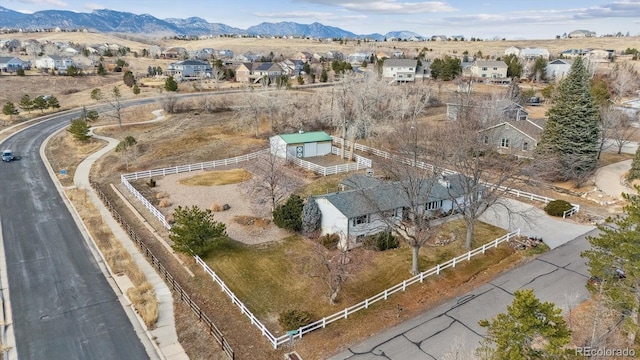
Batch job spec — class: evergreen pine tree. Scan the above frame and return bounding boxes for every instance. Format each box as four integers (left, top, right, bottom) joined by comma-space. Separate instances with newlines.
19, 94, 33, 114
628, 147, 640, 181
2, 102, 19, 119
536, 57, 599, 182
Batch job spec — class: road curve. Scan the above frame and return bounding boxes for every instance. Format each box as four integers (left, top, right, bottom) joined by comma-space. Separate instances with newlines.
0, 108, 154, 359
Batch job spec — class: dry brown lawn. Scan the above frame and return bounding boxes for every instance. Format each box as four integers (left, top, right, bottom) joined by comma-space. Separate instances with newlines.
178, 169, 252, 186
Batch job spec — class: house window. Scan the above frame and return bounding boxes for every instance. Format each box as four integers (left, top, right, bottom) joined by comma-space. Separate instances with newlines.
426, 200, 443, 211
482, 67, 488, 71
501, 138, 510, 148
493, 67, 498, 70
481, 74, 487, 78
407, 74, 412, 78
352, 215, 369, 226
483, 135, 489, 145
523, 142, 529, 151
409, 67, 414, 70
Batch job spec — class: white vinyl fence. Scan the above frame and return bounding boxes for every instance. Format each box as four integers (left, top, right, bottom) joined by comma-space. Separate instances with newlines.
331, 136, 580, 216
120, 149, 269, 229
121, 149, 269, 181
194, 229, 520, 349
289, 156, 370, 176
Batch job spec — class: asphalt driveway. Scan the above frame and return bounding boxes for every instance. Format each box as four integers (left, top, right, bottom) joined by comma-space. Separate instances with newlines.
479, 198, 596, 249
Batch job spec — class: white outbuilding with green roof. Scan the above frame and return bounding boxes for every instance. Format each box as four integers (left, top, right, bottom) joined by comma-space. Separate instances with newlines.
270, 131, 333, 159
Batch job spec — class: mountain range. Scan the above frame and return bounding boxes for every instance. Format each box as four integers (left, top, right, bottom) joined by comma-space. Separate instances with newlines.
0, 6, 423, 41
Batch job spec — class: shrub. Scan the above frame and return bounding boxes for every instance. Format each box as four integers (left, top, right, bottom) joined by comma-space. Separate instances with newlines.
156, 192, 169, 199
273, 194, 303, 232
544, 200, 572, 217
210, 203, 223, 212
158, 198, 171, 208
278, 309, 314, 331
318, 233, 340, 250
363, 231, 399, 251
146, 178, 156, 188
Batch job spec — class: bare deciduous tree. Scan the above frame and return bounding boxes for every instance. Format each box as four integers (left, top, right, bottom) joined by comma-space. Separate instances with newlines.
233, 86, 263, 137
242, 152, 302, 217
102, 85, 124, 128
440, 112, 522, 249
305, 240, 355, 305
611, 62, 638, 103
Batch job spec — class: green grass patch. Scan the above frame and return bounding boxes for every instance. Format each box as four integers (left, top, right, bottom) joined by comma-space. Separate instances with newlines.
178, 169, 251, 186
295, 172, 356, 198
203, 220, 508, 332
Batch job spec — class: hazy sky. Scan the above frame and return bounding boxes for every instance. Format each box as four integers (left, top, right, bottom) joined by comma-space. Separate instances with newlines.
4, 0, 640, 39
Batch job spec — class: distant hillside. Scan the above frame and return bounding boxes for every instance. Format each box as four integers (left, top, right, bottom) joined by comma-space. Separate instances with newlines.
0, 6, 413, 40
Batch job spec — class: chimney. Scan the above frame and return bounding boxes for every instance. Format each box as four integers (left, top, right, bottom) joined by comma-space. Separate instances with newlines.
298, 129, 304, 134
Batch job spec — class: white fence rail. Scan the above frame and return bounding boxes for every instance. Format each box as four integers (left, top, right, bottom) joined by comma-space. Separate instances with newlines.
121, 176, 171, 229
120, 149, 269, 229
193, 229, 520, 348
331, 146, 373, 168
331, 136, 580, 217
122, 149, 269, 181
289, 156, 369, 176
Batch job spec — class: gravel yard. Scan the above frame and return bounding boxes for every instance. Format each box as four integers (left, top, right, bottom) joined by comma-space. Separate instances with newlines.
152, 167, 291, 245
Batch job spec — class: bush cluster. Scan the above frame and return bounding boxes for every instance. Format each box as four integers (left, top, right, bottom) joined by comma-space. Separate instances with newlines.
278, 309, 314, 331
544, 200, 572, 217
362, 231, 399, 251
318, 233, 340, 250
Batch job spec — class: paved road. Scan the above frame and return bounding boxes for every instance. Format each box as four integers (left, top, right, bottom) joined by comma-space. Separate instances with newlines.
0, 109, 154, 359
330, 228, 597, 360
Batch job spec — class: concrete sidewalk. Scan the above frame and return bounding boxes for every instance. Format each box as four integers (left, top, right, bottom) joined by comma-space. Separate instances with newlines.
595, 159, 634, 200
72, 110, 188, 360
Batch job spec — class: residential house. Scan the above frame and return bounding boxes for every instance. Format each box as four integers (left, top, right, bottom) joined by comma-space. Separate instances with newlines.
161, 47, 188, 59
587, 49, 614, 60
234, 62, 254, 83
568, 29, 596, 38
504, 46, 521, 57
546, 59, 574, 82
479, 119, 546, 158
216, 49, 234, 59
292, 51, 313, 63
382, 58, 418, 83
35, 55, 73, 71
347, 52, 370, 64
0, 57, 29, 72
315, 174, 469, 248
393, 50, 405, 58
416, 61, 432, 80
446, 99, 528, 123
468, 61, 508, 81
559, 49, 588, 58
192, 48, 215, 60
63, 47, 79, 56
519, 48, 550, 60
431, 35, 448, 41
253, 62, 283, 83
270, 131, 333, 159
451, 35, 465, 41
279, 59, 304, 76
376, 51, 391, 60
166, 59, 212, 78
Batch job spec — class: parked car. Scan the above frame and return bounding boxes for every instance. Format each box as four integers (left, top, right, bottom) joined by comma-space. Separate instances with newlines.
2, 149, 14, 162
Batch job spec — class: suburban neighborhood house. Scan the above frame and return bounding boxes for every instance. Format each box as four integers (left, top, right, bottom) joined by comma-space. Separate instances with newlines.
166, 59, 213, 78
446, 99, 528, 123
235, 62, 283, 83
34, 55, 73, 72
504, 47, 550, 60
546, 59, 574, 82
467, 61, 508, 82
314, 174, 469, 249
0, 56, 29, 72
479, 119, 546, 158
382, 58, 418, 83
568, 29, 596, 38
270, 131, 333, 159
